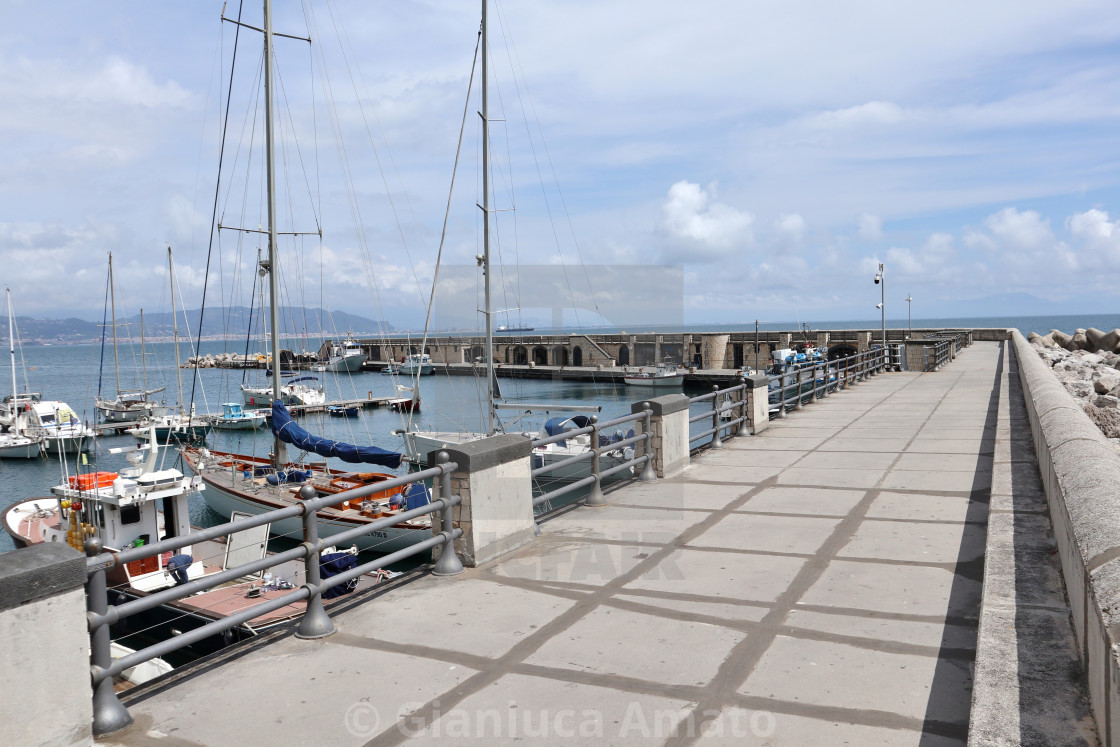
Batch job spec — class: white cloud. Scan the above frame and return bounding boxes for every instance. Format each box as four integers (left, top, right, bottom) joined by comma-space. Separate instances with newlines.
661, 180, 753, 250
1068, 208, 1120, 266
858, 214, 883, 241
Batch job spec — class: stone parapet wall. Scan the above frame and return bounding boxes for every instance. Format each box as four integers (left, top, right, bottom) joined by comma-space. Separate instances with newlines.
1012, 328, 1120, 745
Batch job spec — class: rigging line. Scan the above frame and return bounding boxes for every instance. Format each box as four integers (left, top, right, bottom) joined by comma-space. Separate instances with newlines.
319, 0, 427, 311
192, 0, 248, 418
407, 25, 483, 434
495, 0, 601, 329
96, 261, 110, 400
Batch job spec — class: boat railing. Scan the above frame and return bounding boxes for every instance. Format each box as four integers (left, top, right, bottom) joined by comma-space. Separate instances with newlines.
84, 456, 464, 737
529, 407, 656, 513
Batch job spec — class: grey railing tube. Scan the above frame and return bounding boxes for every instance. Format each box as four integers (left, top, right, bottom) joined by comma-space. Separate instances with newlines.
710, 385, 724, 449
87, 537, 132, 737
587, 416, 606, 506
432, 452, 465, 576
295, 488, 333, 639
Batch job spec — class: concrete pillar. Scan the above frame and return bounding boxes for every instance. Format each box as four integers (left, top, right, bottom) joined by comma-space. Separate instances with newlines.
745, 374, 770, 434
816, 332, 830, 349
632, 394, 690, 478
426, 434, 535, 567
700, 334, 731, 369
779, 332, 793, 349
856, 331, 871, 352
0, 544, 91, 747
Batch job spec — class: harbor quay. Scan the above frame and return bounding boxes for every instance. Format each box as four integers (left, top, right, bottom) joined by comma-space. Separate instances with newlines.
5, 332, 1118, 745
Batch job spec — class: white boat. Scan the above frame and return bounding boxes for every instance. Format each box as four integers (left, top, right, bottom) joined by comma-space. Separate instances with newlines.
624, 363, 685, 387
241, 376, 325, 407
17, 399, 93, 454
210, 403, 265, 430
320, 337, 366, 372
1, 289, 42, 458
398, 353, 434, 376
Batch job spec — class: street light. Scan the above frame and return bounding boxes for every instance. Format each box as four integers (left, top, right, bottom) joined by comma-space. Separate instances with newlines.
873, 263, 885, 352
905, 294, 913, 338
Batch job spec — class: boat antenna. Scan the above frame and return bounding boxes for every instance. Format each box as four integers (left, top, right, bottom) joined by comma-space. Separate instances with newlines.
263, 0, 286, 469
482, 0, 495, 436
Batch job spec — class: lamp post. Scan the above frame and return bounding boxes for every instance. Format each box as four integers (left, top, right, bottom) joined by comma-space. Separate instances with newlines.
905, 293, 912, 338
873, 263, 885, 351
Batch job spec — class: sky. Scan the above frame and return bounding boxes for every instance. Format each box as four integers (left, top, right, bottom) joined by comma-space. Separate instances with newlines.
3, 0, 1120, 331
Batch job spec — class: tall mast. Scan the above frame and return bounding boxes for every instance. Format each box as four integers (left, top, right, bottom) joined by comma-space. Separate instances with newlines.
482, 0, 495, 436
140, 309, 148, 396
263, 0, 285, 467
7, 289, 18, 437
169, 247, 185, 414
109, 252, 120, 396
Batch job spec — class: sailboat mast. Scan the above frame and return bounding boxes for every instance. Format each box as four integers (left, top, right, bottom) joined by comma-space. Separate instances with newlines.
6, 289, 18, 437
109, 252, 120, 396
140, 309, 148, 396
169, 247, 185, 414
482, 0, 495, 436
263, 0, 286, 467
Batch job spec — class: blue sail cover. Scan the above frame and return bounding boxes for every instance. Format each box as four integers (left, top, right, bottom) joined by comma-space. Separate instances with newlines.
271, 402, 403, 468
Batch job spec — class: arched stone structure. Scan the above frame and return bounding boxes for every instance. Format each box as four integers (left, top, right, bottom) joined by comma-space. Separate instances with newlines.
573, 346, 583, 366
532, 346, 548, 365
512, 346, 528, 365
552, 346, 569, 366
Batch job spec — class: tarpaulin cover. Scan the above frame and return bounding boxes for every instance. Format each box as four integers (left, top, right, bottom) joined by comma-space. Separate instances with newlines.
320, 552, 358, 599
271, 402, 403, 468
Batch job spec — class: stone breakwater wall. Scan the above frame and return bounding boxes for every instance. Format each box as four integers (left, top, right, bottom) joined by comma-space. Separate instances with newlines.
1013, 329, 1120, 744
1029, 327, 1120, 354
1030, 329, 1120, 445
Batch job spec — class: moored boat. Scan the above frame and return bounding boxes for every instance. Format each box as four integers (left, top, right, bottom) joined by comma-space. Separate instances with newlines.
210, 402, 265, 430
624, 363, 685, 387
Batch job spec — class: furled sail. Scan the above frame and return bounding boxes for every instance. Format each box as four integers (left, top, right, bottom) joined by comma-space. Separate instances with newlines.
270, 402, 403, 468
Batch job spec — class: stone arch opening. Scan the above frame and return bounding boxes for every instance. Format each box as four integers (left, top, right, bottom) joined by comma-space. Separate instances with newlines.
572, 346, 583, 366
552, 346, 569, 366
617, 345, 629, 366
512, 346, 528, 365
532, 346, 548, 365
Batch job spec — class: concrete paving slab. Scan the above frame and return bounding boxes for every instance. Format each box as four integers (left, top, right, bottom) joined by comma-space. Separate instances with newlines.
406, 672, 698, 745
799, 560, 980, 619
338, 577, 577, 659
488, 536, 666, 586
776, 466, 889, 489
687, 464, 785, 484
544, 504, 712, 539
524, 605, 746, 687
792, 450, 899, 470
740, 485, 866, 516
689, 448, 804, 468
623, 548, 806, 604
838, 520, 986, 565
740, 635, 972, 725
906, 438, 988, 455
606, 479, 748, 511
866, 491, 977, 523
817, 437, 912, 453
880, 469, 987, 494
610, 592, 771, 624
689, 513, 842, 555
893, 453, 992, 473
784, 608, 976, 651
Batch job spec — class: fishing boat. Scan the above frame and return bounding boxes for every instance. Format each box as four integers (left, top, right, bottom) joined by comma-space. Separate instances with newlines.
95, 254, 166, 423
0, 289, 42, 458
210, 402, 265, 430
397, 353, 434, 376
624, 363, 685, 387
3, 425, 394, 651
319, 336, 366, 372
16, 399, 93, 455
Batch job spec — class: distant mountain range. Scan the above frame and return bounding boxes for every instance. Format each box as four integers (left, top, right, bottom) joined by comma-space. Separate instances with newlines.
2, 307, 394, 344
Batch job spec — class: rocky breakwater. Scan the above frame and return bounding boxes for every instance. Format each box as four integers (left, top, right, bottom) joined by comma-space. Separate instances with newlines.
184, 353, 258, 369
1029, 327, 1120, 444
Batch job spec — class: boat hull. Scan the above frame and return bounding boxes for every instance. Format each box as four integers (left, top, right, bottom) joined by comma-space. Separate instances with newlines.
210, 417, 265, 430
0, 438, 40, 459
323, 354, 366, 372
624, 374, 685, 387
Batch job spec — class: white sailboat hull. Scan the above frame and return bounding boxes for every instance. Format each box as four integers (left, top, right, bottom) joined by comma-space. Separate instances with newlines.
624, 373, 685, 387
322, 354, 366, 372
0, 436, 40, 459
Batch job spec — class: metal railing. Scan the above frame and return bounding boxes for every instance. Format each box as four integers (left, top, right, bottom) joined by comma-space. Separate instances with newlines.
530, 407, 656, 512
924, 338, 953, 371
767, 347, 886, 420
87, 454, 464, 737
689, 382, 749, 450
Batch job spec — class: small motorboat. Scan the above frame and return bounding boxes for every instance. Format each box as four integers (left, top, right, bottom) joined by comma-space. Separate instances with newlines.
327, 405, 360, 418
624, 363, 685, 387
210, 403, 266, 430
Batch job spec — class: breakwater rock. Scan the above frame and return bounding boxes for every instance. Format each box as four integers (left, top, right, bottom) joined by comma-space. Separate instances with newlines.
1028, 327, 1120, 353
1032, 336, 1120, 442
184, 353, 258, 369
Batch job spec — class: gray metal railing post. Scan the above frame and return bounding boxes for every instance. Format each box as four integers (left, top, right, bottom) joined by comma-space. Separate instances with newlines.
295, 485, 335, 639
710, 385, 724, 449
432, 452, 465, 575
792, 370, 803, 411
639, 403, 657, 481
734, 377, 746, 438
87, 537, 133, 736
586, 415, 607, 505
821, 362, 830, 398
774, 375, 786, 418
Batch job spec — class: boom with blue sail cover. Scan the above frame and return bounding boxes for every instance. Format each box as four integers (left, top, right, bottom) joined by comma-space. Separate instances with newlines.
270, 402, 403, 468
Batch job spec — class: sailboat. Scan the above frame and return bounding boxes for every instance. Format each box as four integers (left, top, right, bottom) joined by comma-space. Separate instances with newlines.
182, 0, 431, 554
145, 247, 210, 443
402, 0, 631, 486
95, 253, 166, 423
0, 289, 42, 458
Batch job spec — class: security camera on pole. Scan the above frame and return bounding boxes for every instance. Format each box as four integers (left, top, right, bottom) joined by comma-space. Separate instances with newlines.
873, 263, 886, 365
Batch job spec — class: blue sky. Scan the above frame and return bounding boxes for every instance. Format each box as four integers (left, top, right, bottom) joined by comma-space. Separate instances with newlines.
3, 0, 1120, 330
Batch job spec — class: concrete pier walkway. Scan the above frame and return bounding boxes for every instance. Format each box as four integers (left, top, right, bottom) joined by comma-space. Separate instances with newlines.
108, 341, 1088, 745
